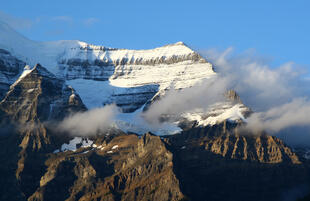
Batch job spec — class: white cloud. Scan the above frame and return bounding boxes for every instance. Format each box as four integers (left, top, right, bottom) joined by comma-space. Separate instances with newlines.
246, 98, 310, 133
201, 48, 310, 111
143, 76, 229, 124
200, 48, 310, 145
58, 104, 119, 136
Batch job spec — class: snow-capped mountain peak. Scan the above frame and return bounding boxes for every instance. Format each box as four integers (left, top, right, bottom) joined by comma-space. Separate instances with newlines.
0, 22, 249, 135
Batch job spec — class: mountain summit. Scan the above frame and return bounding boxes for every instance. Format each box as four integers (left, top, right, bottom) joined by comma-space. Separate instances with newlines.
0, 21, 246, 133
0, 22, 309, 201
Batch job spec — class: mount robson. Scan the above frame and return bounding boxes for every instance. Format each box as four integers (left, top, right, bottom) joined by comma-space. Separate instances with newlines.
0, 20, 310, 201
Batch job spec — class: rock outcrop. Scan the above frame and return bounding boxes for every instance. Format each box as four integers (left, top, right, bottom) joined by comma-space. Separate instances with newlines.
173, 121, 300, 164
165, 121, 309, 201
0, 63, 86, 124
29, 134, 184, 201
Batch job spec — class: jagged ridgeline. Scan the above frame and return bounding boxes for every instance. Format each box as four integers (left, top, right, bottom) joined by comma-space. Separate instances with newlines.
0, 20, 310, 201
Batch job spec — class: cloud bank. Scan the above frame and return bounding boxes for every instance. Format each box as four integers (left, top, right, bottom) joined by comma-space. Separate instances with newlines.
246, 98, 310, 132
143, 77, 229, 124
58, 104, 119, 136
200, 48, 310, 145
202, 48, 310, 111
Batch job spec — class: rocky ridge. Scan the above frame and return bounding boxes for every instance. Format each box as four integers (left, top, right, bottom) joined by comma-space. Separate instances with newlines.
0, 63, 87, 200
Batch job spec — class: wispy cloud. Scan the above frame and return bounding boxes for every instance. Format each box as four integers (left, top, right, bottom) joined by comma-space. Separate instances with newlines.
82, 17, 100, 27
58, 104, 119, 136
143, 77, 228, 124
51, 16, 73, 24
0, 11, 33, 30
246, 98, 310, 133
201, 48, 310, 111
200, 48, 310, 145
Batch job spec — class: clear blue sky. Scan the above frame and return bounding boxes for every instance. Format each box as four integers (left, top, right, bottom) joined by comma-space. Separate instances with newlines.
1, 0, 309, 66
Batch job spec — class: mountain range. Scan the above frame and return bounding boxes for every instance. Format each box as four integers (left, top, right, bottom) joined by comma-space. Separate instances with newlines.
0, 20, 309, 201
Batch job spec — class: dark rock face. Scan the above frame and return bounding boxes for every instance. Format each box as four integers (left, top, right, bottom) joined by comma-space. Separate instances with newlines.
104, 84, 159, 113
29, 134, 184, 201
165, 122, 309, 201
171, 121, 301, 164
1, 118, 309, 201
59, 51, 206, 71
225, 89, 241, 103
56, 44, 208, 84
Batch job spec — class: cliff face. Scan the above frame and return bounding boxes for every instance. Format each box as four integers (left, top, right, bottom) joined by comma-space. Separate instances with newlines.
165, 122, 309, 201
0, 119, 309, 201
173, 121, 300, 164
0, 63, 86, 127
57, 42, 209, 82
10, 125, 309, 201
29, 134, 184, 201
0, 63, 87, 200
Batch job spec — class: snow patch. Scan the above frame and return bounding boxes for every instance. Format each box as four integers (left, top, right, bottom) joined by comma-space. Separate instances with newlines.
11, 65, 32, 87
53, 149, 60, 154
91, 144, 106, 151
112, 145, 119, 150
304, 150, 310, 160
182, 103, 248, 126
58, 137, 93, 152
27, 88, 35, 93
69, 94, 76, 99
